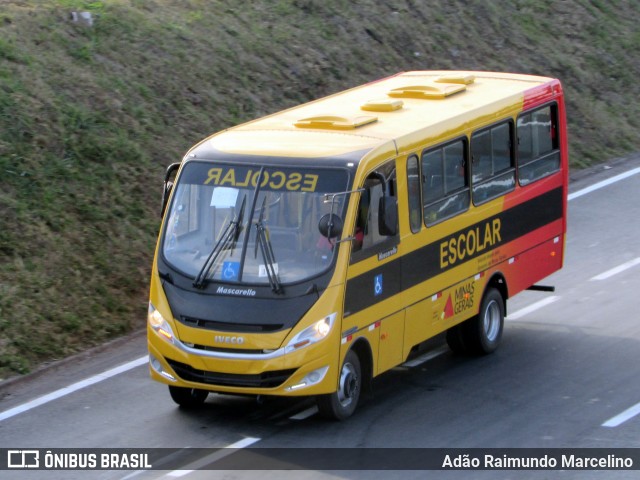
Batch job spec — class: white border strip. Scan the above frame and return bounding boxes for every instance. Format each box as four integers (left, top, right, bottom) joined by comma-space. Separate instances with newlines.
590, 257, 640, 281
0, 356, 148, 422
507, 296, 560, 321
568, 166, 640, 201
602, 401, 640, 427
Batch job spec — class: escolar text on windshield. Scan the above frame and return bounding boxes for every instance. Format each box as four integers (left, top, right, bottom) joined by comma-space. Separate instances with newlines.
204, 167, 319, 192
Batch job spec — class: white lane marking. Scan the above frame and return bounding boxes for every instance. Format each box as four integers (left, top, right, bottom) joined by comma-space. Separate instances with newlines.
402, 345, 449, 368
0, 356, 148, 422
507, 296, 560, 321
289, 405, 319, 420
165, 437, 261, 477
568, 166, 640, 201
121, 470, 145, 480
121, 448, 193, 480
602, 401, 640, 427
590, 257, 640, 281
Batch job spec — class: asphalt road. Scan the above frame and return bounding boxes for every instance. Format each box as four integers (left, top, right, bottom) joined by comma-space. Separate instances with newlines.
2, 154, 640, 480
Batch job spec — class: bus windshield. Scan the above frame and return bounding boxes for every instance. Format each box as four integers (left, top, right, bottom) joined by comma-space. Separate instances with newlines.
162, 161, 349, 288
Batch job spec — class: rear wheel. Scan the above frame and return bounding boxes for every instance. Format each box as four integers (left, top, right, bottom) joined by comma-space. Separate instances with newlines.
463, 288, 504, 354
168, 386, 209, 408
317, 350, 361, 420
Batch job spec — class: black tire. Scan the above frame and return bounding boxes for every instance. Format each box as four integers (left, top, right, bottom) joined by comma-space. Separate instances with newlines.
317, 350, 362, 421
463, 288, 504, 355
168, 385, 209, 408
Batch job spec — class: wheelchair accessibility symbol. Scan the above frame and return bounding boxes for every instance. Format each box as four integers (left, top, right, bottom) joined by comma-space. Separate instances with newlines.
374, 274, 383, 296
222, 261, 240, 281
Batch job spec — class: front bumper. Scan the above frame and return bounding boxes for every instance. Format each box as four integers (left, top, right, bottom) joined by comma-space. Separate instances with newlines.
147, 324, 338, 396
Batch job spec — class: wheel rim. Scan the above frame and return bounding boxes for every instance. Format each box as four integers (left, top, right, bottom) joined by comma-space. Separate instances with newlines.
337, 361, 359, 408
483, 299, 501, 342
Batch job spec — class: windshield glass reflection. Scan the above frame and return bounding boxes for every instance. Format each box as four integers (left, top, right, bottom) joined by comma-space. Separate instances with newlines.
162, 161, 349, 287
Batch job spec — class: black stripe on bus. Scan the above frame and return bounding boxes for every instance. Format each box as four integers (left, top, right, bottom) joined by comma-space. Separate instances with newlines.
343, 187, 563, 317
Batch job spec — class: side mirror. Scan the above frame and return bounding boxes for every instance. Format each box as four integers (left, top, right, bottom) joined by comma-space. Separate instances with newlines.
161, 163, 181, 217
378, 196, 398, 236
318, 213, 343, 239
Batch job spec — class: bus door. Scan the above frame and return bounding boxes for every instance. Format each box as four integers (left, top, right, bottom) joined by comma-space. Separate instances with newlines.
343, 159, 405, 375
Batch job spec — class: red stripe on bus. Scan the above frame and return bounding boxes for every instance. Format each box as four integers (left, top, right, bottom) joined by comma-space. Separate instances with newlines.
523, 79, 562, 110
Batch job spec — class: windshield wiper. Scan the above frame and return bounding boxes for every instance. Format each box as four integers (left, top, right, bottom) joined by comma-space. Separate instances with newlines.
254, 196, 282, 294
192, 195, 246, 289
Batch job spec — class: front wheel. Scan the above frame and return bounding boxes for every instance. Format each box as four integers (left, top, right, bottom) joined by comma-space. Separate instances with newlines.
168, 385, 209, 408
463, 288, 504, 354
317, 350, 362, 420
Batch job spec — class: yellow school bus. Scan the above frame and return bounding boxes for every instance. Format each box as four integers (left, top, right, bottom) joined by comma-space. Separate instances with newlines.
148, 71, 568, 419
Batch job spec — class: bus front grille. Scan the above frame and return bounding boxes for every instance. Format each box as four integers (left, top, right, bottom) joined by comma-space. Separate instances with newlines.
165, 358, 297, 388
179, 316, 284, 333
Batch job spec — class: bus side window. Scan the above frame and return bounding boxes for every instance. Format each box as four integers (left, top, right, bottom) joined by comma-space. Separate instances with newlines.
422, 138, 469, 226
351, 161, 398, 258
407, 155, 422, 233
517, 103, 561, 185
471, 121, 515, 204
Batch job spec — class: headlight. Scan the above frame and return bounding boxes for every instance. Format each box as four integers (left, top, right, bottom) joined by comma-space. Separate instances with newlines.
148, 303, 176, 344
285, 313, 336, 354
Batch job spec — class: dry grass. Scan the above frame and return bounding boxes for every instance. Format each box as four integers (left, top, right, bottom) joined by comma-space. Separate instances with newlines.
0, 0, 639, 377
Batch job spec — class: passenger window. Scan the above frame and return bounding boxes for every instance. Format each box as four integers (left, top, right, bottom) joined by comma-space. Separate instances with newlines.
407, 156, 422, 233
421, 138, 469, 226
351, 161, 398, 261
517, 104, 560, 185
423, 150, 442, 204
471, 121, 515, 204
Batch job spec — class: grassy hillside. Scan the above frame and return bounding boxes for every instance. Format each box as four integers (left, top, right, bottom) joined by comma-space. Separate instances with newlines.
1, 0, 639, 378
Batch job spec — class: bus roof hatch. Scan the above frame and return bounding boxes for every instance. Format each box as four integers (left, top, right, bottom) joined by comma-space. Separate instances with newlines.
387, 83, 466, 100
294, 115, 378, 130
360, 98, 404, 112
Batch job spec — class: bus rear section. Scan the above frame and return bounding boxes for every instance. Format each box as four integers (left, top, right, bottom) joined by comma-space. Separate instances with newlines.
147, 71, 568, 420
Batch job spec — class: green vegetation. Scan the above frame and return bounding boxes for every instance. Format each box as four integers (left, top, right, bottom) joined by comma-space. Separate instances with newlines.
1, 0, 639, 378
